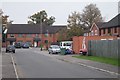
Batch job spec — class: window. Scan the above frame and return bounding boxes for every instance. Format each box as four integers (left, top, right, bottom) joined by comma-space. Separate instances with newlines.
18, 34, 23, 37
63, 43, 71, 46
45, 40, 48, 44
114, 27, 117, 33
26, 34, 31, 37
108, 28, 111, 33
91, 31, 94, 36
35, 34, 39, 37
103, 29, 105, 34
10, 34, 14, 37
95, 30, 98, 35
44, 33, 48, 37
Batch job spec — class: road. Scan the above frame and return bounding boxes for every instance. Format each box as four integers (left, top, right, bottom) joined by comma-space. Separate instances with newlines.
11, 48, 117, 78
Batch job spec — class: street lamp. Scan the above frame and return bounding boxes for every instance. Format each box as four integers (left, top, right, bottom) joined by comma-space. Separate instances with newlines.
46, 30, 49, 50
40, 15, 43, 51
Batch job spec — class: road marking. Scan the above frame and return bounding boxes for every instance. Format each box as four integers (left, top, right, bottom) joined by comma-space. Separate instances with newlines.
10, 53, 19, 80
58, 58, 120, 76
77, 62, 120, 76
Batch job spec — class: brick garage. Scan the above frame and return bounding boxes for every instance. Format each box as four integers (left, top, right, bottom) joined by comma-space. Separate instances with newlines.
72, 36, 117, 54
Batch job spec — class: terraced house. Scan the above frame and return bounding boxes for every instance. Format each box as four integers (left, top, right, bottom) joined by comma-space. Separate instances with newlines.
6, 24, 66, 49
85, 14, 120, 38
100, 14, 120, 37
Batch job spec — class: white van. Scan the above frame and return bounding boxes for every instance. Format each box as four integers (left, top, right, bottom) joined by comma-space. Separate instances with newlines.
59, 41, 72, 50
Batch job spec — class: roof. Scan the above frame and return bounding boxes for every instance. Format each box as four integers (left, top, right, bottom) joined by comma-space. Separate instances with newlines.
7, 24, 66, 34
101, 14, 120, 28
96, 22, 106, 28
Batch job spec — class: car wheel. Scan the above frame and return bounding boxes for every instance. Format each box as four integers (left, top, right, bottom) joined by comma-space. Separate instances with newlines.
6, 50, 8, 53
49, 52, 50, 54
82, 52, 87, 55
13, 50, 15, 53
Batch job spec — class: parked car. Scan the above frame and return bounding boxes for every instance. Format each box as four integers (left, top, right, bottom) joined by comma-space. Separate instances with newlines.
22, 43, 30, 48
79, 48, 87, 55
14, 42, 22, 48
65, 48, 74, 54
48, 45, 61, 54
6, 45, 15, 53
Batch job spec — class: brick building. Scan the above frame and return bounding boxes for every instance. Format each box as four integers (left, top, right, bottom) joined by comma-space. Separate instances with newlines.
84, 22, 106, 36
6, 24, 66, 49
100, 14, 120, 37
85, 14, 120, 38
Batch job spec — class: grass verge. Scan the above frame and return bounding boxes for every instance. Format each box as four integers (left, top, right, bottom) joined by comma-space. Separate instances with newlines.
73, 55, 120, 66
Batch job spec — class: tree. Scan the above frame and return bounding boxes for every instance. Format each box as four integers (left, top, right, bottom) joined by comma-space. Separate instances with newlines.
66, 11, 84, 40
28, 10, 55, 25
81, 4, 103, 30
67, 26, 83, 40
57, 28, 68, 41
0, 9, 3, 16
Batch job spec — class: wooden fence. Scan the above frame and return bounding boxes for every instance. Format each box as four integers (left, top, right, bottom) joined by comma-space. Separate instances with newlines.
88, 39, 120, 59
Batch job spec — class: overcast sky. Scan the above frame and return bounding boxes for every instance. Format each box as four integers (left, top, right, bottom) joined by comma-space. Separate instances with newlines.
1, 0, 119, 25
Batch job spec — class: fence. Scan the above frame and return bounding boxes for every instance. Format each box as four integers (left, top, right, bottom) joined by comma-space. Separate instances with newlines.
88, 39, 120, 59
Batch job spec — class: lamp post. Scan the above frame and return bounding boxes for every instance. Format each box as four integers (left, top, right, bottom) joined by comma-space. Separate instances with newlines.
46, 30, 49, 50
40, 15, 43, 51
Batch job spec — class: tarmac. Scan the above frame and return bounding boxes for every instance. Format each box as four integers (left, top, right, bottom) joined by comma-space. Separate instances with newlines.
1, 48, 120, 79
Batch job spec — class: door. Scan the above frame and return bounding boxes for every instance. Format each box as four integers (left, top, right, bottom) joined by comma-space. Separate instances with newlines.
34, 42, 37, 47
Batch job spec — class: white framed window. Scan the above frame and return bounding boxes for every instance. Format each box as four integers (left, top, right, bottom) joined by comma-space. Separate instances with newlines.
10, 34, 14, 37
91, 31, 94, 36
95, 30, 98, 35
18, 34, 23, 37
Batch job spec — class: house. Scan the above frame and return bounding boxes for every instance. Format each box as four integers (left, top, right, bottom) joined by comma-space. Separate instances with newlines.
100, 14, 120, 37
83, 22, 106, 36
86, 14, 120, 38
6, 24, 66, 48
90, 22, 106, 36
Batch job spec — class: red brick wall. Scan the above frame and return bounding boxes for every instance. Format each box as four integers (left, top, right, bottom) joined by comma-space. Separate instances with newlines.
100, 27, 120, 37
73, 36, 117, 54
6, 33, 60, 48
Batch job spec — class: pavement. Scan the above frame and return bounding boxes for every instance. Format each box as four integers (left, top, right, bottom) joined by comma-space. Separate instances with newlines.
54, 54, 120, 76
2, 48, 16, 78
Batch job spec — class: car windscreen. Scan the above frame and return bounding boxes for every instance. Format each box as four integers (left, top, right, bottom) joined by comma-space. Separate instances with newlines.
63, 43, 72, 46
52, 46, 60, 49
8, 45, 15, 48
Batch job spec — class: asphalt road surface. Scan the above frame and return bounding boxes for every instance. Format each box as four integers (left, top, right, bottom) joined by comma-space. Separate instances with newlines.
12, 48, 118, 78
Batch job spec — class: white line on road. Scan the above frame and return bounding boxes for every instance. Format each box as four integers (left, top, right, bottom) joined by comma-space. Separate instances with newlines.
10, 53, 19, 80
78, 62, 120, 76
58, 58, 120, 76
